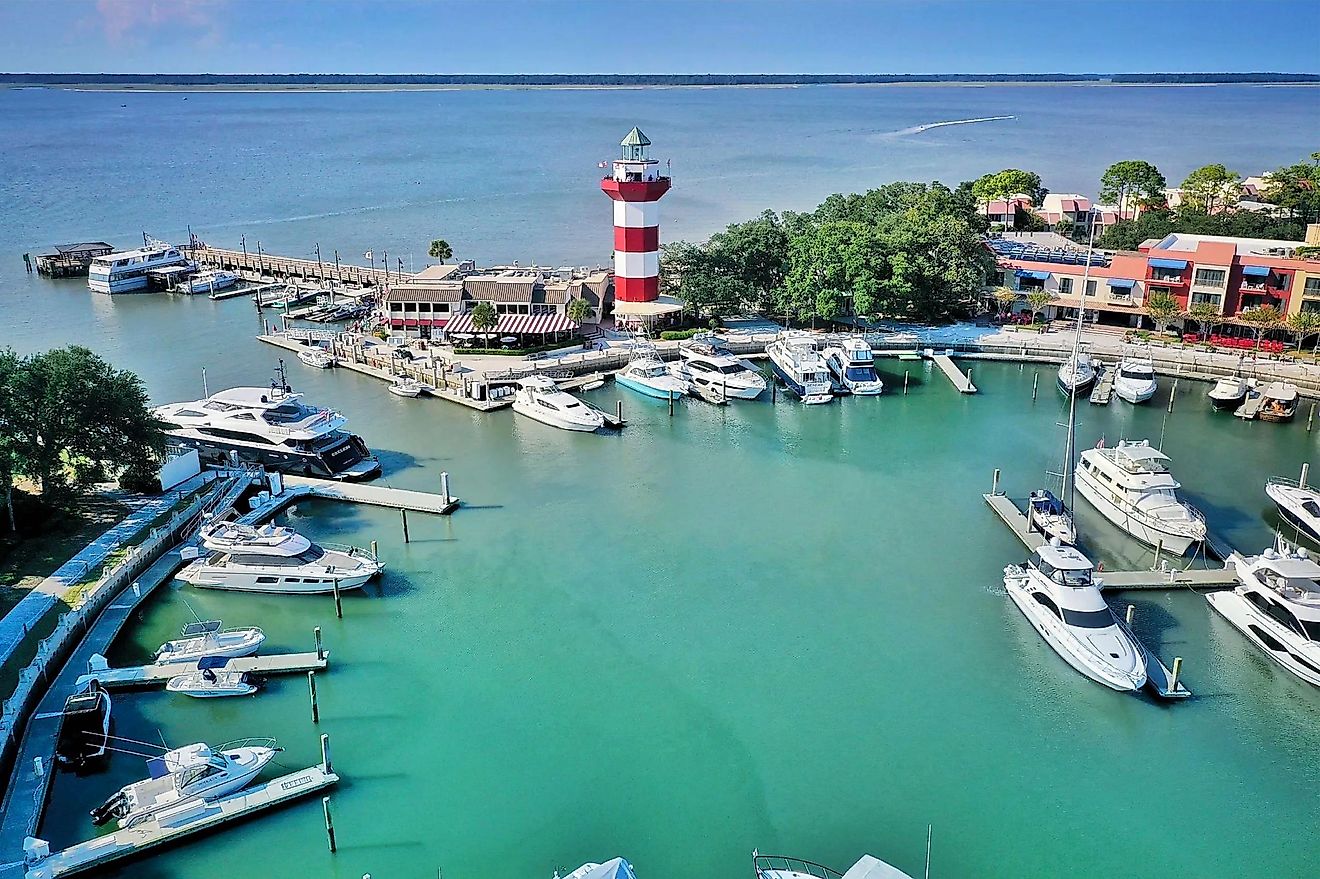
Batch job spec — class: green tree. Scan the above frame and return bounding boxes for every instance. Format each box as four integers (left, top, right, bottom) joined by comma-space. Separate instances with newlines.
1262, 154, 1320, 225
1286, 310, 1320, 356
659, 240, 750, 319
0, 349, 19, 531
469, 301, 498, 334
2, 346, 164, 511
1181, 164, 1241, 214
970, 169, 1046, 225
566, 297, 593, 324
1240, 305, 1283, 358
707, 211, 791, 313
1144, 293, 1183, 331
780, 221, 888, 322
993, 286, 1019, 317
1099, 160, 1168, 219
428, 239, 453, 261
1026, 290, 1053, 321
1186, 301, 1220, 342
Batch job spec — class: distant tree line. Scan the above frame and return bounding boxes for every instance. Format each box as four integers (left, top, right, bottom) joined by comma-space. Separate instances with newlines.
4, 72, 1319, 86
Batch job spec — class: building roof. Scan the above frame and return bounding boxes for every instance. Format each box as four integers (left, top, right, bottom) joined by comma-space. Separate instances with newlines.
53, 242, 114, 254
621, 126, 650, 147
464, 276, 535, 302
386, 283, 463, 303
412, 263, 463, 282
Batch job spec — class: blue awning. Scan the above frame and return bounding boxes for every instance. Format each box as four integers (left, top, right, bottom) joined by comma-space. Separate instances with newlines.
1107, 278, 1136, 289
1148, 257, 1188, 270
1015, 269, 1051, 280
1242, 264, 1270, 278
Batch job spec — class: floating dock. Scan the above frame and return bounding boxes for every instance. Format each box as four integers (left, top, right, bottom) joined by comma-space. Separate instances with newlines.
23, 764, 338, 879
1235, 393, 1264, 420
75, 651, 327, 691
208, 281, 286, 302
282, 474, 460, 514
983, 493, 1236, 590
931, 354, 977, 393
1089, 364, 1114, 405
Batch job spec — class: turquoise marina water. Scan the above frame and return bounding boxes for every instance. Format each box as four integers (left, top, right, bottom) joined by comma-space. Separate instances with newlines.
4, 84, 1320, 878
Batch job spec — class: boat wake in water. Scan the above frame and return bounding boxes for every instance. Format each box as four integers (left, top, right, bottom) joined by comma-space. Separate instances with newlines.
887, 115, 1016, 137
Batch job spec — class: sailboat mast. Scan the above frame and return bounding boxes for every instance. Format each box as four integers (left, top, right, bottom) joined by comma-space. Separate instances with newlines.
1063, 219, 1100, 512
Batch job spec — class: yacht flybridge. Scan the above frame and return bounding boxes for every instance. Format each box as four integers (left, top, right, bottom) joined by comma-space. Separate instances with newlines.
1004, 542, 1147, 692
90, 737, 279, 828
154, 363, 379, 480
754, 851, 916, 879
177, 520, 383, 594
1209, 543, 1320, 687
1075, 440, 1206, 554
669, 340, 766, 400
766, 332, 833, 404
823, 337, 884, 395
87, 240, 189, 294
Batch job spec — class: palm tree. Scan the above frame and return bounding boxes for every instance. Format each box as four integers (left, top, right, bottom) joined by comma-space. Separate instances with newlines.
428, 239, 454, 262
469, 301, 498, 339
1240, 305, 1283, 360
1186, 301, 1220, 343
1286, 310, 1320, 358
566, 297, 593, 324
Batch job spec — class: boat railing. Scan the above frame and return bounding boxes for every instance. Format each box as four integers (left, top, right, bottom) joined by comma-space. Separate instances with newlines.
321, 541, 379, 561
1266, 476, 1306, 490
753, 855, 844, 879
216, 736, 278, 753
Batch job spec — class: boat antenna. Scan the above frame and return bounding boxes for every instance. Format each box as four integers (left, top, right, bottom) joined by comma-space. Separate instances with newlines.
180, 597, 204, 624
924, 824, 932, 879
1063, 217, 1099, 515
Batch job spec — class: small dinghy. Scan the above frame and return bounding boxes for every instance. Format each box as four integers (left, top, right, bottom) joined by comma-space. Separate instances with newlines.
297, 346, 335, 369
388, 376, 423, 397
166, 657, 260, 698
154, 620, 265, 665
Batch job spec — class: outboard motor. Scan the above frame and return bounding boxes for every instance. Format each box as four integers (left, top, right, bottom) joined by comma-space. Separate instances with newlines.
89, 790, 129, 827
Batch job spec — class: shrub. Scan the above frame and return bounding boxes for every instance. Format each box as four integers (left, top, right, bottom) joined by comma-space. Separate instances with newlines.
659, 328, 705, 341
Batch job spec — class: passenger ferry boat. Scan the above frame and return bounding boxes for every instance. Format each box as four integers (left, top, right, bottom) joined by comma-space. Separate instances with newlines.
765, 333, 833, 404
1209, 543, 1320, 687
153, 363, 379, 479
87, 240, 189, 294
1074, 439, 1206, 554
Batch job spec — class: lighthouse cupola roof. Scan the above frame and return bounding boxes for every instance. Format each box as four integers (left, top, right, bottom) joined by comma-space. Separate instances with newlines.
620, 126, 652, 162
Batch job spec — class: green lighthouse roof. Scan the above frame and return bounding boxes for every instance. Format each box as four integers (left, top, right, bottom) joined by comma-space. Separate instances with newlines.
620, 127, 651, 147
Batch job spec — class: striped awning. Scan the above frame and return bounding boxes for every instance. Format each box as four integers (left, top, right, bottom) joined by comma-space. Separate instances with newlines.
444, 311, 578, 335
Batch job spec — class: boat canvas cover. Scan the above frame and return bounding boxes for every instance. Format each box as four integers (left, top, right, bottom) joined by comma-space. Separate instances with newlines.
197, 655, 234, 670
578, 859, 636, 879
182, 620, 223, 637
1263, 383, 1299, 402
1263, 557, 1320, 580
841, 855, 915, 879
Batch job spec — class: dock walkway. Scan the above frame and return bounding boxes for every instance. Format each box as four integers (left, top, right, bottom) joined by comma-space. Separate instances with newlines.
23, 764, 338, 879
930, 354, 977, 393
75, 651, 327, 691
1089, 364, 1115, 405
282, 475, 459, 515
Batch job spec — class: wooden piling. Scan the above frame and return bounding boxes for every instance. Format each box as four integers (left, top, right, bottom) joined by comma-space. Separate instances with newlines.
1170, 657, 1183, 692
1032, 372, 1039, 401
332, 580, 343, 619
668, 392, 674, 416
991, 468, 1000, 496
1309, 403, 1316, 433
1301, 462, 1310, 489
616, 400, 623, 422
320, 732, 333, 774
308, 671, 319, 723
1153, 539, 1163, 571
1125, 604, 1135, 626
322, 796, 337, 853
369, 540, 378, 560
439, 471, 451, 505
401, 508, 410, 543
314, 626, 323, 661
1167, 379, 1178, 413
903, 370, 909, 395
966, 367, 973, 388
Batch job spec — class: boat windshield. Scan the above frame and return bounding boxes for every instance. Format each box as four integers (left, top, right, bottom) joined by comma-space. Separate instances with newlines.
296, 545, 327, 563
1033, 556, 1093, 587
845, 366, 877, 381
1061, 607, 1115, 628
715, 363, 744, 375
1119, 368, 1152, 380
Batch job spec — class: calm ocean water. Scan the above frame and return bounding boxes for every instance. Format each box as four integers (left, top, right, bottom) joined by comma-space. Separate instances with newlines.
4, 86, 1320, 879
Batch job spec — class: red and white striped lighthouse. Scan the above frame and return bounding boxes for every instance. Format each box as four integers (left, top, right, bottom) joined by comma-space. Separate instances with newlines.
600, 127, 670, 302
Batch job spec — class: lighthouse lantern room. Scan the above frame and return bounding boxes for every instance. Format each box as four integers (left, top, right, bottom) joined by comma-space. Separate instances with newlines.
600, 127, 671, 303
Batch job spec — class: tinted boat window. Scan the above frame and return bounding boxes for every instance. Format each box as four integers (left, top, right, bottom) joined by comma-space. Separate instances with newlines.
1061, 607, 1114, 628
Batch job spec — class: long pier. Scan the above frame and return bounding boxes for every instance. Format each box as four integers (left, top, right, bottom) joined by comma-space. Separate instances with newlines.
192, 246, 409, 289
75, 651, 327, 691
283, 474, 460, 515
930, 353, 977, 393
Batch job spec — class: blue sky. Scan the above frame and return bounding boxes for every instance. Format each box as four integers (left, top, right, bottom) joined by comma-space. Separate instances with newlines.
2, 0, 1318, 75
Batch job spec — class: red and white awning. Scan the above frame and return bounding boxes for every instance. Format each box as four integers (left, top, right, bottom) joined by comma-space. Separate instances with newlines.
444, 312, 578, 335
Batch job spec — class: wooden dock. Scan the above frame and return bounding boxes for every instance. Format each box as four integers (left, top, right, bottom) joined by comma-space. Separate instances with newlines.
931, 354, 977, 393
75, 651, 327, 691
983, 493, 1236, 590
1089, 364, 1114, 405
23, 764, 338, 879
283, 474, 460, 514
193, 245, 404, 289
208, 281, 286, 302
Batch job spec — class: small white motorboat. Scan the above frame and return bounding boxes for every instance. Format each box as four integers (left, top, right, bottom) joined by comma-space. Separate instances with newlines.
555, 857, 638, 879
166, 658, 259, 698
388, 376, 423, 397
188, 269, 240, 295
511, 376, 605, 432
154, 620, 265, 664
297, 346, 335, 369
1208, 376, 1249, 409
754, 851, 916, 879
1113, 355, 1157, 404
1258, 381, 1300, 423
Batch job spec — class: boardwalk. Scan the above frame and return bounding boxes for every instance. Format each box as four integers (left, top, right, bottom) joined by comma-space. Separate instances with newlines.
76, 651, 328, 691
192, 246, 407, 289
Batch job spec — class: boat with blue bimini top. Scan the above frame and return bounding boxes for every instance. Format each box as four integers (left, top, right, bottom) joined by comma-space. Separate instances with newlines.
823, 337, 884, 395
616, 350, 690, 400
765, 332, 833, 404
1026, 488, 1076, 545
166, 657, 261, 699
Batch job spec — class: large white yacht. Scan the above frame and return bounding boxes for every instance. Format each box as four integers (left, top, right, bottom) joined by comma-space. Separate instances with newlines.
1004, 541, 1147, 692
754, 851, 915, 879
154, 365, 379, 479
669, 341, 766, 400
177, 520, 383, 594
1113, 355, 1157, 404
1266, 477, 1320, 542
511, 375, 604, 431
766, 333, 833, 404
87, 242, 189, 294
90, 737, 279, 828
823, 337, 884, 395
1056, 352, 1096, 396
1075, 440, 1207, 554
1210, 544, 1320, 687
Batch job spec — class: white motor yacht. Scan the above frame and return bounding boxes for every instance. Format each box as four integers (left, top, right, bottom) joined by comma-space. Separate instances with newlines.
1075, 440, 1207, 554
616, 356, 690, 400
87, 240, 188, 294
511, 376, 604, 431
554, 858, 637, 879
55, 682, 112, 770
388, 376, 423, 397
187, 269, 240, 295
1209, 544, 1320, 687
823, 337, 884, 395
1026, 489, 1076, 545
154, 364, 379, 479
90, 738, 279, 829
1004, 541, 1147, 692
669, 341, 766, 400
297, 346, 335, 369
1113, 355, 1157, 404
754, 851, 915, 879
1208, 376, 1249, 409
1056, 352, 1096, 395
166, 658, 260, 698
766, 332, 833, 404
1266, 477, 1320, 542
177, 520, 383, 594
154, 620, 264, 664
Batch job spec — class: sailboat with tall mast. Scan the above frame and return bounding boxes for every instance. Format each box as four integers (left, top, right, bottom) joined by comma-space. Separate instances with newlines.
1027, 220, 1100, 546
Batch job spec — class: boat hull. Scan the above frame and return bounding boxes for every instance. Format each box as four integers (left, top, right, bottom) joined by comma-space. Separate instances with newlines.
768, 360, 832, 402
616, 374, 685, 400
177, 566, 374, 594
511, 399, 602, 432
1207, 590, 1320, 687
1074, 469, 1199, 554
163, 431, 380, 481
1266, 483, 1320, 542
1209, 392, 1246, 410
1115, 380, 1157, 404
